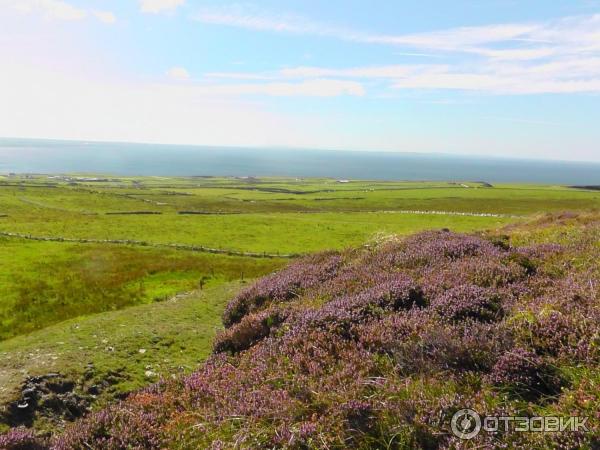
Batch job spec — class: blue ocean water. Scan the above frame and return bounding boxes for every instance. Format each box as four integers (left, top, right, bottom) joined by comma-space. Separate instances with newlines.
0, 138, 598, 184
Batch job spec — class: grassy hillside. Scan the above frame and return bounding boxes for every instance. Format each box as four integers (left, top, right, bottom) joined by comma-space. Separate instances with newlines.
0, 239, 282, 340
0, 282, 243, 434
4, 212, 598, 449
1, 175, 599, 448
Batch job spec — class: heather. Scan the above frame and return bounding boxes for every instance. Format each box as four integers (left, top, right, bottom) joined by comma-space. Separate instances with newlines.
4, 217, 600, 449
0, 428, 45, 450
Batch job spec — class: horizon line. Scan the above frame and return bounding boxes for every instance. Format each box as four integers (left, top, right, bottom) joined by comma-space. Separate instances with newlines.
1, 135, 599, 166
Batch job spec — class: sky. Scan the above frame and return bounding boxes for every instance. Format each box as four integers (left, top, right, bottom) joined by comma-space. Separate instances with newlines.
1, 1, 600, 161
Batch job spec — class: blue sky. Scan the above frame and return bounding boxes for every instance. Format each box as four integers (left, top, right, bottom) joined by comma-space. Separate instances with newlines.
1, 0, 600, 161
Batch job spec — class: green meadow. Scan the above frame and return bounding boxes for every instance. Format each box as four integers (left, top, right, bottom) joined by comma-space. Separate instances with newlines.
2, 174, 599, 339
0, 282, 240, 431
1, 174, 599, 430
0, 238, 282, 340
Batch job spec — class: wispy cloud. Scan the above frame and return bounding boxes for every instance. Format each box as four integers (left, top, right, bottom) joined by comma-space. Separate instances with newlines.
361, 24, 542, 53
285, 60, 600, 94
0, 0, 116, 23
278, 65, 424, 79
182, 79, 365, 97
394, 52, 445, 58
194, 6, 545, 54
195, 7, 329, 35
194, 7, 600, 58
483, 116, 564, 126
0, 0, 86, 20
139, 0, 185, 14
203, 56, 600, 94
204, 72, 276, 81
195, 8, 600, 95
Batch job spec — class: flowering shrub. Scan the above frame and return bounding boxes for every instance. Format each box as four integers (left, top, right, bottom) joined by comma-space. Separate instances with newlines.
341, 400, 374, 432
305, 274, 424, 328
487, 348, 562, 398
213, 307, 289, 354
396, 230, 502, 268
0, 427, 46, 450
358, 312, 510, 374
222, 252, 342, 327
4, 226, 599, 449
430, 284, 503, 323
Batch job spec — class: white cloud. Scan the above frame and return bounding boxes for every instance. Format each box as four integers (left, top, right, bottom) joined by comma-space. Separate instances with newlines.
279, 61, 600, 95
194, 7, 600, 61
279, 65, 419, 79
204, 72, 276, 81
167, 67, 363, 96
167, 67, 191, 81
1, 0, 118, 24
389, 61, 600, 94
191, 79, 365, 97
363, 24, 541, 52
0, 0, 86, 20
194, 7, 543, 53
472, 47, 556, 61
195, 9, 600, 95
196, 8, 321, 34
139, 0, 185, 14
206, 57, 600, 95
206, 65, 437, 82
93, 10, 116, 24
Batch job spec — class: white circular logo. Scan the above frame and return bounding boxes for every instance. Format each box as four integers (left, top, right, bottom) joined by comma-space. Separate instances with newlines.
451, 409, 481, 440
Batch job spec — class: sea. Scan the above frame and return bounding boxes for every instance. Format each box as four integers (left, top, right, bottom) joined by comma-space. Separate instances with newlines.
0, 138, 599, 185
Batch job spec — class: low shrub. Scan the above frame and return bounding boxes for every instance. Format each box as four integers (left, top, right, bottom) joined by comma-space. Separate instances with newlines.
430, 284, 503, 323
222, 252, 342, 327
213, 308, 288, 354
487, 348, 563, 399
0, 427, 46, 450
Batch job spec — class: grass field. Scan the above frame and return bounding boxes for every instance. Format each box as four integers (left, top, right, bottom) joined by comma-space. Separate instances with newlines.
2, 177, 599, 255
0, 282, 241, 432
1, 175, 599, 340
0, 238, 282, 340
1, 174, 599, 433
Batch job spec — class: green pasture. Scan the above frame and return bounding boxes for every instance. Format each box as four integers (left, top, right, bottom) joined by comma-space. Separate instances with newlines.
0, 175, 598, 341
0, 238, 282, 340
2, 177, 599, 216
0, 212, 513, 254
